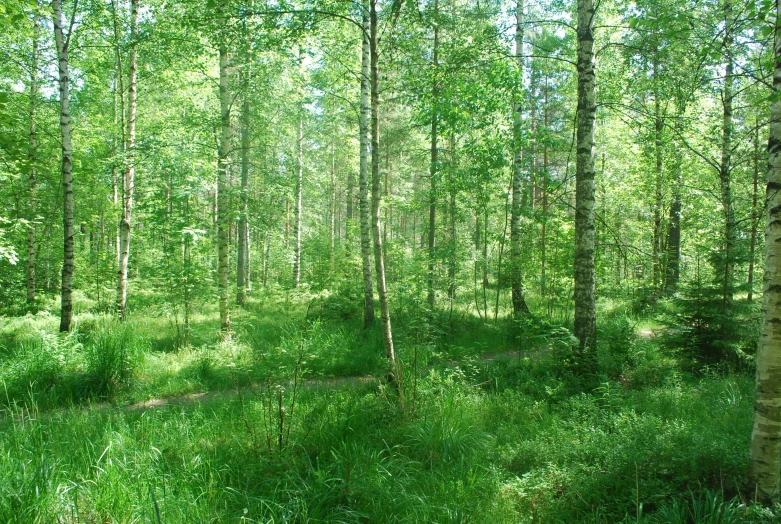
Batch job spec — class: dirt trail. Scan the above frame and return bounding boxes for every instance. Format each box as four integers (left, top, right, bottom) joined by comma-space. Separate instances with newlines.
127, 375, 379, 410
127, 348, 549, 412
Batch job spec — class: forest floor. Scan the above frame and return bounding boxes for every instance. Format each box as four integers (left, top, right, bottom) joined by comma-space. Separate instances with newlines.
0, 291, 776, 523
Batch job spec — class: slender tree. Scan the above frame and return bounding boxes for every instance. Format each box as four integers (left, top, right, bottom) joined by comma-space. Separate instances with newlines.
26, 15, 40, 305
427, 0, 439, 312
370, 0, 399, 383
574, 0, 597, 355
217, 40, 232, 333
293, 111, 303, 288
237, 68, 251, 305
53, 0, 76, 333
359, 3, 375, 327
748, 118, 760, 303
718, 0, 735, 313
510, 0, 530, 316
117, 0, 139, 321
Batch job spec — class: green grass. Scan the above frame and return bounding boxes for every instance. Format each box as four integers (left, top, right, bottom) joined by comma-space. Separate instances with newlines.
0, 289, 778, 522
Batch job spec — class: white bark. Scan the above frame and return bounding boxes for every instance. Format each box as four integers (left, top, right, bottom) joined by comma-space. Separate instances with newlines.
53, 0, 75, 333
748, 0, 781, 503
117, 0, 138, 321
574, 0, 597, 356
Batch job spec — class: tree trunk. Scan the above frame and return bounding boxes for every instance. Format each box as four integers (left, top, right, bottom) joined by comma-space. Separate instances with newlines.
652, 56, 663, 293
541, 70, 549, 297
217, 43, 232, 333
511, 0, 530, 316
748, 0, 781, 500
293, 113, 303, 288
53, 0, 75, 333
237, 69, 250, 305
370, 0, 399, 383
330, 134, 336, 279
447, 136, 457, 303
719, 0, 735, 313
574, 0, 597, 355
117, 0, 139, 321
359, 3, 375, 327
427, 0, 439, 312
748, 118, 760, 303
26, 17, 39, 305
665, 188, 681, 295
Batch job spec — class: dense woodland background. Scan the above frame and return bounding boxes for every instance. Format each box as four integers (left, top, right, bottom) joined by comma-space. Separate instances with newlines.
1, 0, 780, 521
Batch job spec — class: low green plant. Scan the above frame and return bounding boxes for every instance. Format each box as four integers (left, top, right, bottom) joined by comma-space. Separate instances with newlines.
82, 322, 140, 399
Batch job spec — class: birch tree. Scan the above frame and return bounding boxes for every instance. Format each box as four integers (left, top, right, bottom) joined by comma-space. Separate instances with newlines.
217, 38, 232, 333
748, 0, 781, 501
26, 15, 39, 304
573, 0, 597, 356
510, 0, 530, 316
53, 0, 76, 333
117, 0, 139, 321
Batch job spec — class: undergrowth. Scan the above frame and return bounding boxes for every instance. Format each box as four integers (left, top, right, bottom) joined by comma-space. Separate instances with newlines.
0, 289, 773, 522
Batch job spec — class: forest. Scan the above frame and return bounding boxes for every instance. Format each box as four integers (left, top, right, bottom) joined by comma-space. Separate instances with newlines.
1, 0, 780, 521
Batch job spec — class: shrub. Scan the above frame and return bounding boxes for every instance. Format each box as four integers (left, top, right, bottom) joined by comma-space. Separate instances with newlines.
82, 322, 140, 398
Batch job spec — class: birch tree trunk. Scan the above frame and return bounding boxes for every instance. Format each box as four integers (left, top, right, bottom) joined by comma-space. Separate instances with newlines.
26, 17, 39, 305
117, 0, 138, 321
237, 70, 250, 305
748, 0, 781, 500
574, 0, 597, 356
511, 0, 530, 316
359, 3, 375, 327
53, 0, 75, 333
217, 44, 232, 333
293, 113, 303, 288
370, 0, 399, 384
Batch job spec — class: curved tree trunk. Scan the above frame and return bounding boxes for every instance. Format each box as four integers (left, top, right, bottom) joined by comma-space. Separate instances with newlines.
359, 3, 375, 327
117, 0, 138, 321
370, 0, 399, 385
511, 0, 530, 316
53, 0, 75, 333
748, 0, 781, 500
574, 0, 597, 356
